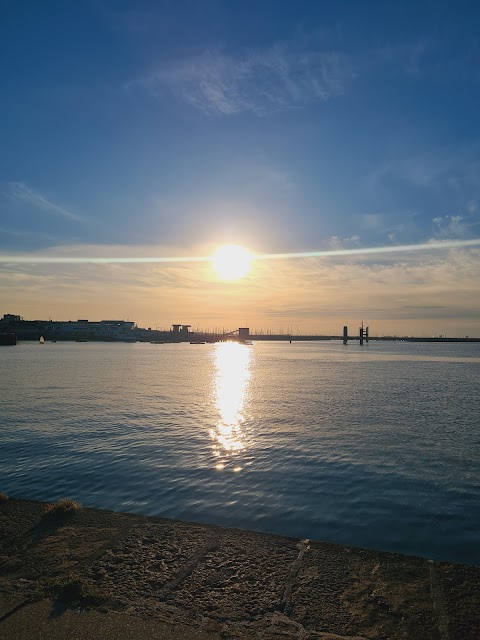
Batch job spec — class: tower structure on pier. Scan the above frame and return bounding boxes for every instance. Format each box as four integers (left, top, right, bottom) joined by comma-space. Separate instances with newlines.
342, 323, 369, 345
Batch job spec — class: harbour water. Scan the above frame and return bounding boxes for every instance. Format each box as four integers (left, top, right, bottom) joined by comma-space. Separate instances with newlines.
1, 340, 479, 564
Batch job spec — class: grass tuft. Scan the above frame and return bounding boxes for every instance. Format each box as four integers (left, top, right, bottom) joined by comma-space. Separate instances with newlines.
49, 573, 109, 607
44, 498, 82, 517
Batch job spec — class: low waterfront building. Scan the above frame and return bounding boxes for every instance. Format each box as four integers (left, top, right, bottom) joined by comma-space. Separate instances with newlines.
0, 314, 135, 341
0, 314, 201, 343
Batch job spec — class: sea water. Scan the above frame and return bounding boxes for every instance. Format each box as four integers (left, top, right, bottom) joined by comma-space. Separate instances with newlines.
1, 340, 479, 564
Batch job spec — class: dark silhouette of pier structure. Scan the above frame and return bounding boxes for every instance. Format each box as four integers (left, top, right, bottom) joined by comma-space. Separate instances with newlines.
216, 327, 250, 343
343, 322, 369, 345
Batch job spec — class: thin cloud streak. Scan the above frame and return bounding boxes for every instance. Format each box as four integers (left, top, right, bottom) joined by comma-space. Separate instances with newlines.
3, 182, 84, 223
137, 44, 353, 116
1, 238, 480, 264
260, 238, 480, 260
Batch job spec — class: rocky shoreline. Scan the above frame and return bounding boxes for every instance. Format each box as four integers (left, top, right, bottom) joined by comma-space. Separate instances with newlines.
0, 497, 479, 639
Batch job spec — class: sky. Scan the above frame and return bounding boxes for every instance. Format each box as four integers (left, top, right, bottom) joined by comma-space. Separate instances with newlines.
1, 0, 480, 336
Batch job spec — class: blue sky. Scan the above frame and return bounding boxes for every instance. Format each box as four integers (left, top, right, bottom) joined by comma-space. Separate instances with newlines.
1, 1, 480, 334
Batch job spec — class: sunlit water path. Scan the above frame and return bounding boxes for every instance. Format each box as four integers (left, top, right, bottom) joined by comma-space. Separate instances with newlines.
1, 341, 479, 564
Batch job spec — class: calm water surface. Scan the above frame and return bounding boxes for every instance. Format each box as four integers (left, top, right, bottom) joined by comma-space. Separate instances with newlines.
1, 340, 479, 564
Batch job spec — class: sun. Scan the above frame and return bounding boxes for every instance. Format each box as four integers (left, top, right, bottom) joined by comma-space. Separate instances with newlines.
212, 245, 252, 280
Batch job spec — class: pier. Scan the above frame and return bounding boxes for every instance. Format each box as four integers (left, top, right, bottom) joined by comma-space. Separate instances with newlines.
342, 322, 369, 345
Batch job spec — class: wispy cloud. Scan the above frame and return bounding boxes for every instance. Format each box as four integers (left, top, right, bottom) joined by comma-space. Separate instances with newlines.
135, 44, 354, 116
2, 182, 84, 223
367, 143, 480, 195
326, 234, 360, 250
432, 215, 480, 240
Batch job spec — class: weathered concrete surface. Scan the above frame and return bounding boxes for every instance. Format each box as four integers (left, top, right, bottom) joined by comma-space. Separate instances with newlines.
0, 498, 479, 639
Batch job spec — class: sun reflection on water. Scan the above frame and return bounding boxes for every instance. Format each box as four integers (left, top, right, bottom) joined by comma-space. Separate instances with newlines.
209, 342, 252, 470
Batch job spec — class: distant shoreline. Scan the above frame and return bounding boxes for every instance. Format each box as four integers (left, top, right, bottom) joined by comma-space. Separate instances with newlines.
7, 335, 480, 343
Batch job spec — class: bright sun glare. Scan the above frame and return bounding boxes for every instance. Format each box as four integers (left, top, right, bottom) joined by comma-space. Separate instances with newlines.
212, 245, 252, 280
